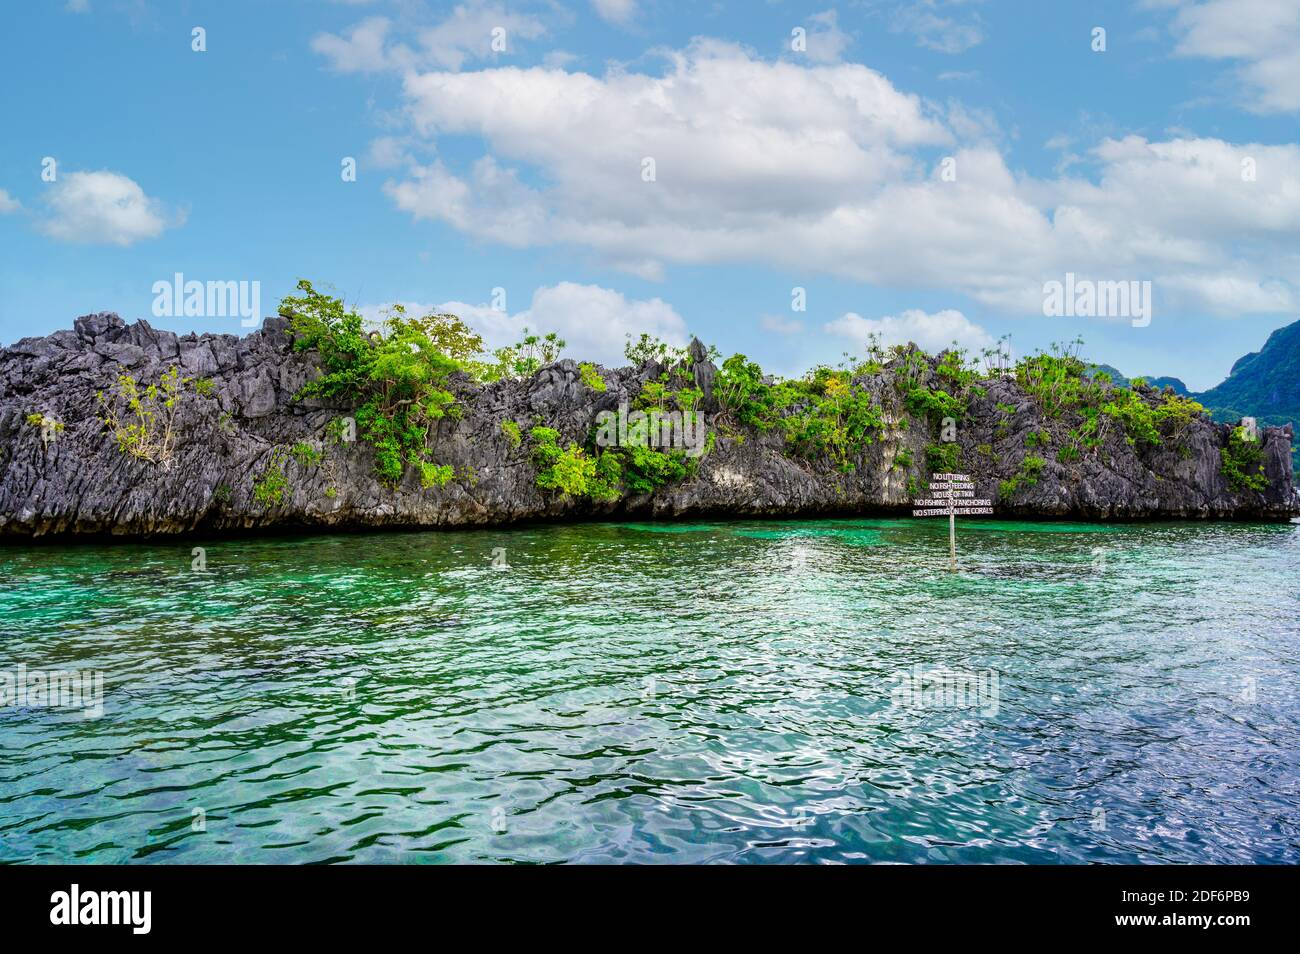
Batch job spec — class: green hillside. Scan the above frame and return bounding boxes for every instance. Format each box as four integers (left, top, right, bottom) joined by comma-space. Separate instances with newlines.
1197, 319, 1300, 475
1197, 319, 1300, 423
1088, 319, 1298, 476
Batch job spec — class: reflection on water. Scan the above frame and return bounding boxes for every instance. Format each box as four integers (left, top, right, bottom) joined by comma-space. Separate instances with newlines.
1, 518, 1298, 863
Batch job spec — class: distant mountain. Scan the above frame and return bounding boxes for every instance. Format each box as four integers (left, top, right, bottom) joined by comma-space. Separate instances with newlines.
1147, 376, 1190, 394
1085, 320, 1298, 475
1194, 318, 1300, 476
1084, 363, 1129, 386
1197, 318, 1300, 427
1084, 363, 1189, 395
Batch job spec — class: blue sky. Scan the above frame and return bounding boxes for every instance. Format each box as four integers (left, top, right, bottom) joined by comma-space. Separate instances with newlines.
1, 0, 1298, 390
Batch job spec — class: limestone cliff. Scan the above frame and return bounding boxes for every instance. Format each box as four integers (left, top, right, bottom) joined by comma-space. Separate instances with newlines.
1, 313, 1295, 539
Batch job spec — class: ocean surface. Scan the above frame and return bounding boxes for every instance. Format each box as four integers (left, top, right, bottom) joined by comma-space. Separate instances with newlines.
2, 518, 1298, 864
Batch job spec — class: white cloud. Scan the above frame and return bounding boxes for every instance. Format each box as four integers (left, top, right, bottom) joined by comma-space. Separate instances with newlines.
386, 37, 949, 275
825, 308, 995, 354
0, 189, 20, 214
800, 10, 853, 64
38, 171, 177, 246
312, 16, 394, 73
366, 136, 413, 170
312, 3, 547, 74
760, 314, 806, 336
591, 0, 637, 27
543, 50, 579, 69
363, 283, 688, 367
891, 1, 986, 54
1162, 0, 1300, 113
344, 35, 1300, 318
385, 156, 550, 246
65, 0, 90, 12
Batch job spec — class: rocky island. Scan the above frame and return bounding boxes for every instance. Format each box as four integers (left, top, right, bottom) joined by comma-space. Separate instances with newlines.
1, 286, 1296, 539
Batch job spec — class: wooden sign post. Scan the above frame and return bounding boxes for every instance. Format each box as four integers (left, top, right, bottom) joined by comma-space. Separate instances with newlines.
912, 472, 993, 570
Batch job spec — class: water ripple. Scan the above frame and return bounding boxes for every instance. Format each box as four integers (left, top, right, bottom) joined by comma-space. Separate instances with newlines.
1, 518, 1298, 863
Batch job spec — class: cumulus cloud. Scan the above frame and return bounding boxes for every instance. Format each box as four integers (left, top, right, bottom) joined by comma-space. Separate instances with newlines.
363, 283, 688, 367
312, 3, 547, 74
1161, 0, 1300, 113
799, 10, 853, 64
825, 308, 995, 354
336, 33, 1300, 318
891, 0, 986, 54
385, 37, 949, 272
38, 171, 178, 246
591, 0, 637, 27
0, 189, 20, 214
366, 136, 414, 170
312, 16, 394, 73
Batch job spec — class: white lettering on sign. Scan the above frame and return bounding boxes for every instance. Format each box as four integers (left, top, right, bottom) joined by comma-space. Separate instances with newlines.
913, 474, 989, 516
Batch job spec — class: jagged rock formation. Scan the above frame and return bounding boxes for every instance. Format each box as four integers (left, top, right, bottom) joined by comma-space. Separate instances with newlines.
1, 313, 1296, 539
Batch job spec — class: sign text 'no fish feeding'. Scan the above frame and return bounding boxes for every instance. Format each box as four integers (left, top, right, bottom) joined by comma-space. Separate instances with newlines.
912, 473, 993, 570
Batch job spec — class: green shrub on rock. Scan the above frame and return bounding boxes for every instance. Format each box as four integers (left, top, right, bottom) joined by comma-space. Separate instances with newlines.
1221, 426, 1268, 492
529, 427, 619, 501
290, 441, 322, 468
96, 366, 187, 465
999, 455, 1046, 501
714, 355, 884, 471
253, 448, 290, 508
926, 441, 960, 473
578, 362, 607, 392
280, 280, 460, 488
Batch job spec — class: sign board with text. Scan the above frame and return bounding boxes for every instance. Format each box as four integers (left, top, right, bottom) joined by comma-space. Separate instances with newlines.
911, 472, 993, 568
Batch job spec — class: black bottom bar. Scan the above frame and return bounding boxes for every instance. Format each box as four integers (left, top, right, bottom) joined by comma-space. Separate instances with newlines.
0, 864, 1288, 941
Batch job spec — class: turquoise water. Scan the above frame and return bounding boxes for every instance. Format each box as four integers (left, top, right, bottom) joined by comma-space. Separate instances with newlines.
2, 518, 1298, 864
